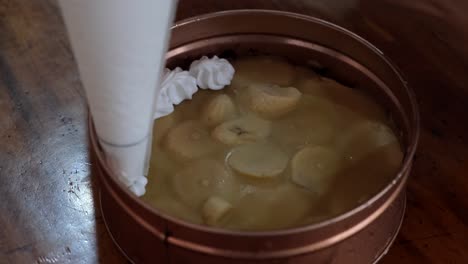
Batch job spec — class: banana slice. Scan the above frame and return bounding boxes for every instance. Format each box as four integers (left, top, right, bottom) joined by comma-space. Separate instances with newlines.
172, 159, 238, 208
224, 184, 313, 231
297, 77, 386, 122
273, 114, 335, 153
336, 121, 400, 165
295, 75, 327, 96
202, 196, 233, 226
231, 57, 295, 88
176, 90, 216, 120
228, 143, 288, 179
212, 115, 271, 146
165, 120, 218, 161
244, 83, 302, 119
152, 113, 177, 144
327, 141, 404, 216
152, 196, 202, 224
291, 146, 341, 195
201, 94, 237, 127
272, 96, 337, 152
325, 123, 402, 216
293, 66, 320, 82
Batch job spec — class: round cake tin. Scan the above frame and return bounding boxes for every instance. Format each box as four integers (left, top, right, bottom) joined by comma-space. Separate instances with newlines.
89, 10, 419, 264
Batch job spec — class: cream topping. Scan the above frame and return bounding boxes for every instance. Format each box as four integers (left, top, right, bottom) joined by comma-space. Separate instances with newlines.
189, 56, 235, 90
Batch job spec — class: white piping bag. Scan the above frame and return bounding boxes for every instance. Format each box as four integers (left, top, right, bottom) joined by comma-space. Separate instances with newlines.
59, 0, 177, 196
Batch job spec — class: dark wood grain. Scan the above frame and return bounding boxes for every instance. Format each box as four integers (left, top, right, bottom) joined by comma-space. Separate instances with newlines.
1, 0, 467, 263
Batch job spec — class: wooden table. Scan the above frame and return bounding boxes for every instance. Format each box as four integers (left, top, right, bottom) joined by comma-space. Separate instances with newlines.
1, 1, 467, 263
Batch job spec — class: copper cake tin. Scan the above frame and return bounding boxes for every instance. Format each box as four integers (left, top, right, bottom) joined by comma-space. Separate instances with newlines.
89, 10, 420, 264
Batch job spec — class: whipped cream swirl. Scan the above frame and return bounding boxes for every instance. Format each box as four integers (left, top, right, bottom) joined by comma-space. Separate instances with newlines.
189, 56, 235, 90
155, 67, 198, 118
107, 156, 148, 196
123, 173, 148, 197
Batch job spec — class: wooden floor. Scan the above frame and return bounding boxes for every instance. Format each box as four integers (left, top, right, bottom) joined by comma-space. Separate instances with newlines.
1, 0, 467, 263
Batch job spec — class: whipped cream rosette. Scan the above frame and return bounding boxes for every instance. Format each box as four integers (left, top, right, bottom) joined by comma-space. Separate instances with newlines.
155, 68, 198, 118
155, 57, 235, 119
189, 56, 235, 90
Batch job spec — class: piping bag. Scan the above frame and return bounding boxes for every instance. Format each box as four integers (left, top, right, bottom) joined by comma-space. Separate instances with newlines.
59, 0, 177, 196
